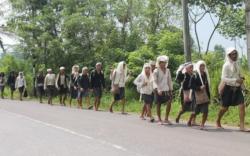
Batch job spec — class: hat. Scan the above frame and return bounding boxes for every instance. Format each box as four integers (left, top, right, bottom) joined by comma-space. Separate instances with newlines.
47, 69, 52, 72
59, 66, 65, 70
82, 67, 88, 71
96, 62, 102, 66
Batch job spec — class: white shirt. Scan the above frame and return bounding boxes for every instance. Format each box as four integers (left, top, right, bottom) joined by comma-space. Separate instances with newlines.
134, 74, 154, 95
44, 73, 56, 89
15, 76, 26, 88
221, 62, 241, 87
113, 70, 129, 87
153, 68, 173, 92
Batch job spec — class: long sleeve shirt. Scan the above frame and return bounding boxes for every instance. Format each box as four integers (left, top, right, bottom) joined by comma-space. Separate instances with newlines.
176, 71, 192, 91
90, 70, 105, 89
221, 63, 242, 87
78, 74, 90, 90
134, 74, 154, 95
190, 72, 210, 99
153, 68, 173, 92
113, 70, 129, 88
15, 76, 26, 88
44, 73, 56, 89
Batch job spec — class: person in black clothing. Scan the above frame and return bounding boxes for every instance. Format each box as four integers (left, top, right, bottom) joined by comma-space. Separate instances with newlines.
190, 60, 210, 130
56, 67, 69, 106
0, 72, 5, 99
77, 67, 91, 109
35, 71, 45, 103
91, 62, 105, 111
175, 62, 196, 126
7, 71, 16, 100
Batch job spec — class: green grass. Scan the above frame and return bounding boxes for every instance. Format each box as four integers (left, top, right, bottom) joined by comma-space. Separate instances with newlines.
1, 88, 250, 128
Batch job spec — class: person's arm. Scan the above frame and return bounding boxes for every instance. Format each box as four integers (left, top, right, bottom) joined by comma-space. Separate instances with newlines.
44, 76, 47, 90
101, 73, 106, 88
167, 69, 173, 92
90, 72, 94, 89
24, 77, 27, 88
113, 71, 119, 85
176, 71, 185, 84
153, 69, 158, 90
55, 74, 59, 89
15, 77, 18, 89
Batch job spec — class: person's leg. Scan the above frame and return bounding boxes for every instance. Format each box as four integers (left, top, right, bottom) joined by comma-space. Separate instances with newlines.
156, 103, 162, 123
164, 100, 172, 124
109, 100, 116, 113
140, 104, 146, 119
216, 106, 229, 128
146, 104, 154, 122
121, 98, 125, 114
86, 96, 90, 109
59, 94, 63, 105
63, 93, 67, 106
97, 98, 101, 110
176, 108, 185, 123
187, 113, 195, 126
200, 113, 208, 129
11, 90, 14, 100
239, 104, 246, 131
142, 105, 147, 117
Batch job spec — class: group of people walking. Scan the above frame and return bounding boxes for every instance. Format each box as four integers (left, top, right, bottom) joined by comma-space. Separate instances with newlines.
133, 47, 248, 131
0, 47, 248, 131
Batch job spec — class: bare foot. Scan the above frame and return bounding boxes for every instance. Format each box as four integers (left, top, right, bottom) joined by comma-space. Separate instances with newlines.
164, 120, 173, 125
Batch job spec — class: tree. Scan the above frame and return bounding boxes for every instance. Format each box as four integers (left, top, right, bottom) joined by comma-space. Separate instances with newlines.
246, 0, 250, 69
189, 0, 244, 54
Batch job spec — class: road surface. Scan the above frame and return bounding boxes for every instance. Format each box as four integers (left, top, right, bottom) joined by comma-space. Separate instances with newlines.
0, 99, 249, 156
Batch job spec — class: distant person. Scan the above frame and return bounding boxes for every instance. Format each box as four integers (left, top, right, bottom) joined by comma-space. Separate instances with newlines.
44, 69, 56, 105
153, 56, 173, 125
35, 71, 45, 103
15, 72, 26, 101
141, 60, 156, 117
56, 67, 69, 106
77, 67, 91, 109
90, 62, 105, 111
190, 61, 210, 130
134, 63, 155, 122
0, 72, 5, 99
175, 63, 196, 126
69, 65, 80, 107
7, 71, 16, 99
216, 47, 248, 132
109, 61, 129, 114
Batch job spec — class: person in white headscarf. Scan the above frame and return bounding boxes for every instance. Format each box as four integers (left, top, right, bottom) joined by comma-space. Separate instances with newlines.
44, 69, 56, 105
56, 66, 69, 106
15, 72, 26, 101
153, 55, 173, 125
69, 65, 80, 107
134, 63, 155, 122
109, 61, 129, 114
216, 47, 248, 131
175, 62, 196, 126
190, 60, 210, 130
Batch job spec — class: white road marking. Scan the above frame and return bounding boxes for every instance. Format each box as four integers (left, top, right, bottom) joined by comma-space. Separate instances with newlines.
1, 109, 129, 152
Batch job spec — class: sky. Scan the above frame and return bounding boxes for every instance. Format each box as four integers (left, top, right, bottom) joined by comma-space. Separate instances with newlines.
0, 0, 247, 55
190, 11, 246, 56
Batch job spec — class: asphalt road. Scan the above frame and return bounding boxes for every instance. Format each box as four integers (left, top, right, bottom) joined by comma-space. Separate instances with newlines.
0, 99, 249, 156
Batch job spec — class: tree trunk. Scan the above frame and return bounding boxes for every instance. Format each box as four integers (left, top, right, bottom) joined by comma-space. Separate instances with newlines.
182, 0, 191, 62
246, 0, 250, 70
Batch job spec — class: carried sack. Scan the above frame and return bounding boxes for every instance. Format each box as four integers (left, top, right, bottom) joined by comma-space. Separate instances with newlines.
218, 81, 226, 96
183, 90, 192, 103
111, 84, 119, 94
195, 89, 209, 105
